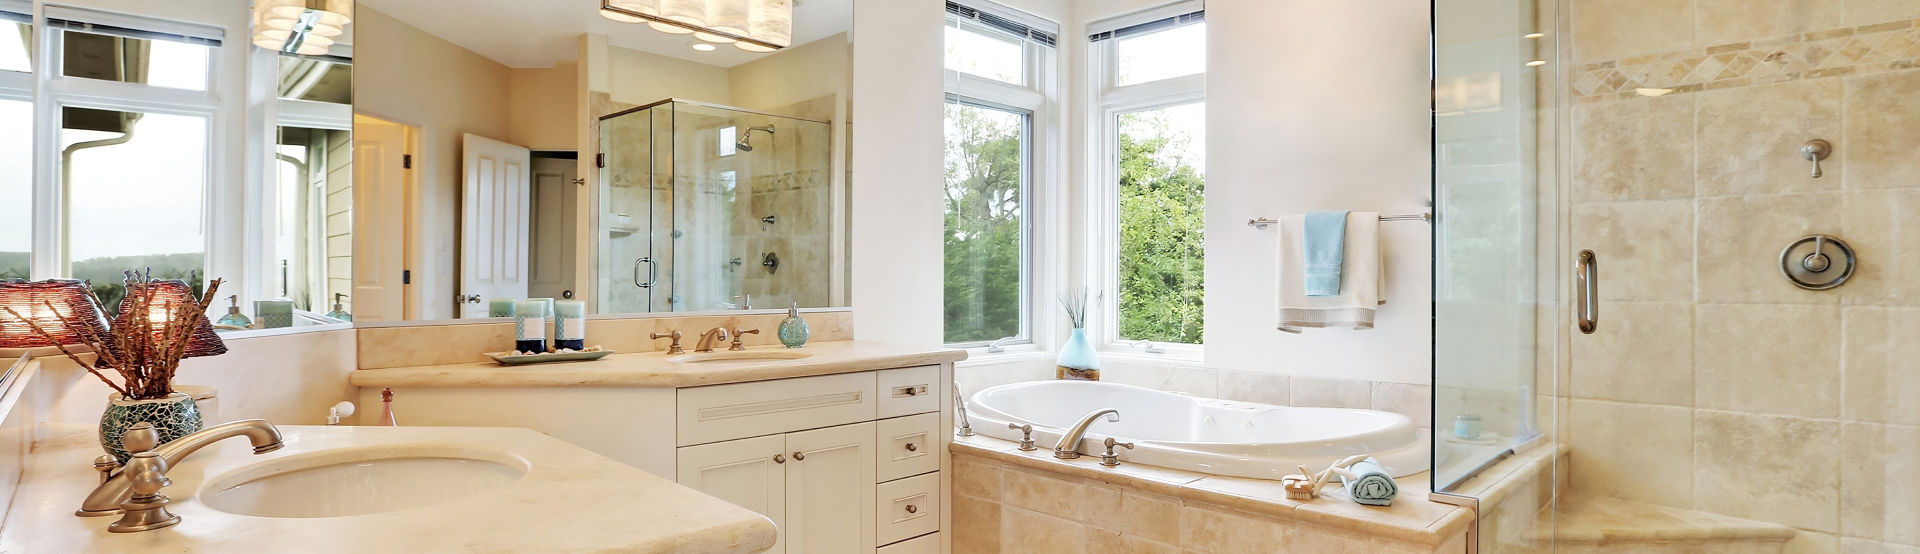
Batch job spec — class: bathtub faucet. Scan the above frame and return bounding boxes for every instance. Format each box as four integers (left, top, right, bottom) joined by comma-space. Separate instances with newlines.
1054, 409, 1120, 460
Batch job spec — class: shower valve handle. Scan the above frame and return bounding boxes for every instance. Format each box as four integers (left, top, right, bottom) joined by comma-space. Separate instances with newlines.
1010, 423, 1038, 451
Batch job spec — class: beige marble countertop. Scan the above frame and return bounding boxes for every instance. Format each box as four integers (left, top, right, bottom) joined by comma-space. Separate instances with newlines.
348, 340, 966, 389
2, 424, 776, 553
952, 434, 1473, 546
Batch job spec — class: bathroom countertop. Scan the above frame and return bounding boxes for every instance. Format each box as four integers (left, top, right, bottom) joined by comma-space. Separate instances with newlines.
952, 434, 1474, 546
2, 424, 777, 554
348, 340, 967, 388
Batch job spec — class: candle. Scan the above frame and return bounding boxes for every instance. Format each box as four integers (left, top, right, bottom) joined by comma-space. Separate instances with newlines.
513, 300, 549, 353
488, 298, 518, 318
554, 301, 586, 350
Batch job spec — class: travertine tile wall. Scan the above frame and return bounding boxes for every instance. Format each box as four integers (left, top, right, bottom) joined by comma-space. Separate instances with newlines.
1564, 1, 1920, 551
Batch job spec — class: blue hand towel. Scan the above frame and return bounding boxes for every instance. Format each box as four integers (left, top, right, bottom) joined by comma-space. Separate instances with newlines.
1340, 458, 1398, 506
1303, 211, 1348, 296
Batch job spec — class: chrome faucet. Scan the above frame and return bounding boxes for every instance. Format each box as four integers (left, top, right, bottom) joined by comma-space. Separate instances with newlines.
693, 327, 730, 353
1053, 408, 1119, 460
78, 419, 284, 530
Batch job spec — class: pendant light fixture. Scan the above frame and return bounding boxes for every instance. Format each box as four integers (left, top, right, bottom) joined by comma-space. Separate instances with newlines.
600, 0, 792, 52
252, 0, 352, 56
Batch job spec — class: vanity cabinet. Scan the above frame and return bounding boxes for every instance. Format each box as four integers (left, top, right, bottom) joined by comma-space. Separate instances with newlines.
673, 366, 946, 554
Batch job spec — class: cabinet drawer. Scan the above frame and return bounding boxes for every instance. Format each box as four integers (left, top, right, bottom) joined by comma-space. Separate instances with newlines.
875, 472, 940, 546
678, 372, 877, 446
876, 532, 938, 554
876, 366, 939, 419
875, 413, 940, 482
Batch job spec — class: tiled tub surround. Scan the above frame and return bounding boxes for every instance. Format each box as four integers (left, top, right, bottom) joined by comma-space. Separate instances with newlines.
948, 434, 1470, 554
1563, 1, 1920, 552
354, 310, 853, 369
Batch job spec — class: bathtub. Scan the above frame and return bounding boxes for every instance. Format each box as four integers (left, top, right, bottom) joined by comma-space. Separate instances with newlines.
966, 380, 1430, 479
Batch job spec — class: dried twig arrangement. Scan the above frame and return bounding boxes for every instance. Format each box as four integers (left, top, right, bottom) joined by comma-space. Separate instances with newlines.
0, 271, 222, 400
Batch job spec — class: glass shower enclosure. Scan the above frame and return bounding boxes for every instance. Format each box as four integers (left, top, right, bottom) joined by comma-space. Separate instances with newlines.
1436, 0, 1920, 552
597, 99, 832, 313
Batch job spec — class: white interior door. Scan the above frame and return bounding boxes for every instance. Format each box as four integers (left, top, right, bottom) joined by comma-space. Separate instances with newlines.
459, 134, 532, 318
350, 116, 408, 322
785, 422, 876, 554
677, 434, 788, 554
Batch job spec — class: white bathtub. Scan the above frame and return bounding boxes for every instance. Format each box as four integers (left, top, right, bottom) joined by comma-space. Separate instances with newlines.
966, 380, 1429, 479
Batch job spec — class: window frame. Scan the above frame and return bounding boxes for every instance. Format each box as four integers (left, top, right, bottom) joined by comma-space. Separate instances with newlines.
32, 7, 225, 286
1087, 4, 1206, 357
941, 0, 1057, 353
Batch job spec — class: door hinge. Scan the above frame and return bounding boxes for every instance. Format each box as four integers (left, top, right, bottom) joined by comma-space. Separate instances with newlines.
595, 153, 606, 168
403, 154, 413, 169
402, 269, 411, 285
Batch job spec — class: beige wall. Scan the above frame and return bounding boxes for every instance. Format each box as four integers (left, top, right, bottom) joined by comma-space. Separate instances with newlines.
355, 6, 514, 321
1561, 2, 1920, 551
510, 62, 581, 151
607, 45, 731, 106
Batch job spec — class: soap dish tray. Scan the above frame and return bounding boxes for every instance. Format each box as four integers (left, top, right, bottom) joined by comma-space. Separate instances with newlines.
485, 349, 616, 366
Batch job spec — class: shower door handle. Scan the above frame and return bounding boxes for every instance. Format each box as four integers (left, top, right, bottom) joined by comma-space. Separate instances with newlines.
634, 257, 658, 289
1575, 249, 1599, 334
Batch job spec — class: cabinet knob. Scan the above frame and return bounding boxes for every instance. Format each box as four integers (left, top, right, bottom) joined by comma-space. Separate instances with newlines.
905, 443, 918, 452
792, 451, 806, 461
905, 505, 918, 514
773, 454, 785, 464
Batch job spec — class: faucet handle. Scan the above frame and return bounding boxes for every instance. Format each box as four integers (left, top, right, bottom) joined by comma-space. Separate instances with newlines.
1099, 437, 1135, 467
729, 328, 760, 351
1009, 423, 1038, 451
650, 330, 685, 355
121, 422, 159, 454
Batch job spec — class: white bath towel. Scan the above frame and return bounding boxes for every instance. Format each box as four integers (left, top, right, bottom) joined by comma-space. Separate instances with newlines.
1276, 212, 1383, 332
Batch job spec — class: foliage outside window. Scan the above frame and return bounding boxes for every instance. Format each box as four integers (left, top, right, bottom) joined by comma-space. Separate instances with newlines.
942, 102, 1027, 343
1116, 104, 1204, 344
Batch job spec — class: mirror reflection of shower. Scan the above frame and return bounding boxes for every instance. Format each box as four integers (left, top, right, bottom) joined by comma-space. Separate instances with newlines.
734, 125, 775, 152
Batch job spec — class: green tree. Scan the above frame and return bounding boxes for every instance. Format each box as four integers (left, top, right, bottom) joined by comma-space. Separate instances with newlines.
942, 103, 1024, 343
1117, 113, 1205, 344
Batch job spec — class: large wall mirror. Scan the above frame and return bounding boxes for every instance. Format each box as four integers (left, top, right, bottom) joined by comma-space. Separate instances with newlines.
349, 0, 852, 323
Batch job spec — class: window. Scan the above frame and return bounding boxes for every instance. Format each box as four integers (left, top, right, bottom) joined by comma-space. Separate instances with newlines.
63, 109, 209, 311
1091, 3, 1206, 347
0, 99, 25, 280
273, 125, 351, 311
942, 1, 1056, 347
0, 10, 27, 73
54, 24, 214, 91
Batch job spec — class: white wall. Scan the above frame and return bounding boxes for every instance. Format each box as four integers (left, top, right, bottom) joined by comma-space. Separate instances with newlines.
849, 0, 946, 345
1200, 0, 1433, 385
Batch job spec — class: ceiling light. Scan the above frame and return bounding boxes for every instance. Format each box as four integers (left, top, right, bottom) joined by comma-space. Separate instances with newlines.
601, 0, 792, 52
691, 42, 717, 51
252, 0, 352, 56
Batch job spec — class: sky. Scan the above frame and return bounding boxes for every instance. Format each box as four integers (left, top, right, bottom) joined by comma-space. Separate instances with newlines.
1, 32, 211, 261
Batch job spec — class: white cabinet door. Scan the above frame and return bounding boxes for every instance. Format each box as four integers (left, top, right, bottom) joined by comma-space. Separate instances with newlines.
677, 434, 789, 554
785, 422, 876, 554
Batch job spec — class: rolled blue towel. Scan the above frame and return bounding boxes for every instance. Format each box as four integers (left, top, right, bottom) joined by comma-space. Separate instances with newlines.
1340, 458, 1397, 506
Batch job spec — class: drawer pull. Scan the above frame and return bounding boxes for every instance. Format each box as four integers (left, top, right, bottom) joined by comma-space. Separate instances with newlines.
904, 505, 918, 514
892, 385, 928, 398
773, 454, 785, 464
792, 451, 806, 461
905, 443, 918, 452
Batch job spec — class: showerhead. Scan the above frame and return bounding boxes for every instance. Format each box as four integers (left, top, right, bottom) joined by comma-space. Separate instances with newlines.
735, 125, 776, 152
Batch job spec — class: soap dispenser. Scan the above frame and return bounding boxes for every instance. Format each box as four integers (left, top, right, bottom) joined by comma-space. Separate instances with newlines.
778, 301, 810, 348
326, 293, 352, 322
215, 295, 252, 329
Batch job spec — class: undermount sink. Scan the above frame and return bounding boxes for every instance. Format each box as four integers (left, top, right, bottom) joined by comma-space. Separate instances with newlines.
667, 350, 815, 363
199, 446, 527, 518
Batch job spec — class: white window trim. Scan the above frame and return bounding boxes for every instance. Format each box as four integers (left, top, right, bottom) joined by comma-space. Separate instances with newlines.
943, 3, 1060, 357
1085, 9, 1205, 359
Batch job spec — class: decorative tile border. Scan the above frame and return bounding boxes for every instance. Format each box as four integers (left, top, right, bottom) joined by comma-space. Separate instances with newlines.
1572, 18, 1920, 102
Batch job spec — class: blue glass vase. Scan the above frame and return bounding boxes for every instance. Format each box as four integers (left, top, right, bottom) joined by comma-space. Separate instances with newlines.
1056, 327, 1100, 380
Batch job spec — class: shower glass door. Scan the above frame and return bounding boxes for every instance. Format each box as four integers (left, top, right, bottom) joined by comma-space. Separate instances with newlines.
596, 103, 667, 313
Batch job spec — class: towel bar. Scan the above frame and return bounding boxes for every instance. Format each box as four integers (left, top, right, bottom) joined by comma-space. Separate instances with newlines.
1247, 212, 1432, 230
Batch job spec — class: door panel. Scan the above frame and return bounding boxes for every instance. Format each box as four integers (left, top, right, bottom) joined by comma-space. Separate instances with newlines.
528, 157, 576, 300
350, 115, 407, 322
786, 421, 876, 554
677, 434, 788, 554
459, 134, 532, 318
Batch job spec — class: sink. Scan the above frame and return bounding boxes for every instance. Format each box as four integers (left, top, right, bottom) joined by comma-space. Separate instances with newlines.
667, 350, 814, 363
200, 446, 527, 518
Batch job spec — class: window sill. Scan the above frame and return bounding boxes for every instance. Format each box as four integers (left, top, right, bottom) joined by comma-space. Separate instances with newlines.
955, 344, 1051, 367
1098, 343, 1204, 365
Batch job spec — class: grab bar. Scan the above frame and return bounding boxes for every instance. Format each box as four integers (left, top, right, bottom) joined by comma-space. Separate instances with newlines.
1575, 250, 1598, 334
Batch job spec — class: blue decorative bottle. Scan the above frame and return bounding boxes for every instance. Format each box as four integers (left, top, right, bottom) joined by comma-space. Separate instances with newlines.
778, 301, 810, 348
